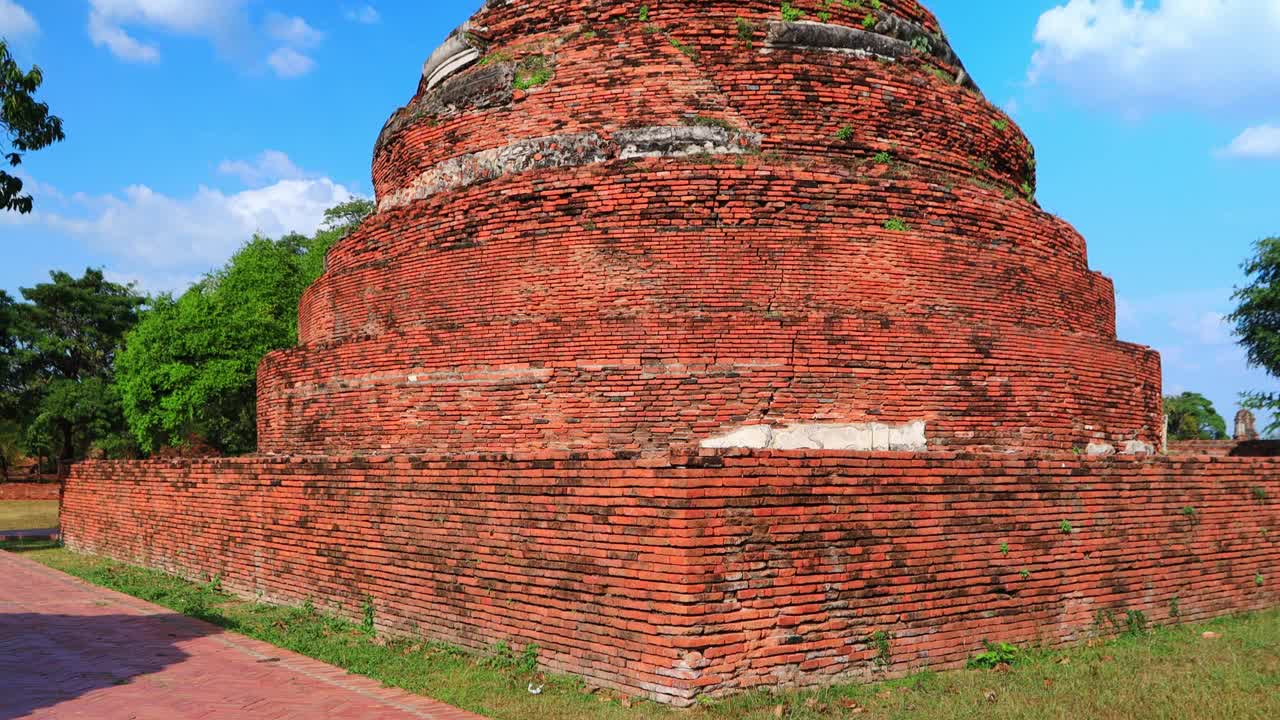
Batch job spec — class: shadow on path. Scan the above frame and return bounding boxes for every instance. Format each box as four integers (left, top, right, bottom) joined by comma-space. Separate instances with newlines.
0, 611, 200, 720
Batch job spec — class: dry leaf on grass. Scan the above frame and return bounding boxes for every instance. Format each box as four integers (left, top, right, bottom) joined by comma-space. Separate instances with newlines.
983, 689, 998, 703
1202, 631, 1222, 640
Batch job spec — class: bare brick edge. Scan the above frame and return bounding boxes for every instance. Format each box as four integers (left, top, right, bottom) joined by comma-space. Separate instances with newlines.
62, 451, 1280, 705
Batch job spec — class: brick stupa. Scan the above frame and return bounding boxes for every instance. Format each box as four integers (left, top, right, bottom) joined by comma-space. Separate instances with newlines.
257, 0, 1163, 457
68, 3, 1280, 711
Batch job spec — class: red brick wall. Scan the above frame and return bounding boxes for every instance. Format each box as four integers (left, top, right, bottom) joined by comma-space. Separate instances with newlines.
0, 483, 59, 501
62, 451, 1280, 704
259, 0, 1163, 457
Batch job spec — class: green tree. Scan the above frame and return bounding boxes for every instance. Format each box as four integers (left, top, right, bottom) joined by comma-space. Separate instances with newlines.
1229, 236, 1280, 433
116, 199, 371, 455
1164, 392, 1228, 441
1, 39, 66, 213
302, 198, 375, 281
0, 418, 21, 479
0, 289, 17, 417
13, 269, 143, 468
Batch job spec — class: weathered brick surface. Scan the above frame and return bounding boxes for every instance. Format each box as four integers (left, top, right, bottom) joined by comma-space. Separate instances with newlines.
63, 452, 1280, 705
63, 1, 1274, 707
0, 482, 59, 501
260, 1, 1162, 456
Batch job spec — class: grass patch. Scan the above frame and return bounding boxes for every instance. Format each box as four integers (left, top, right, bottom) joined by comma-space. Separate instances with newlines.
0, 499, 59, 530
7, 545, 1280, 719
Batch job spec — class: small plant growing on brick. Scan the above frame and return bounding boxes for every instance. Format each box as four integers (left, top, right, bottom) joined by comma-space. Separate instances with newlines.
638, 4, 650, 21
911, 35, 932, 54
1000, 542, 1010, 556
514, 55, 553, 90
669, 37, 698, 60
518, 643, 540, 673
1182, 506, 1198, 524
781, 2, 804, 21
991, 118, 1009, 132
1020, 568, 1031, 580
967, 640, 1020, 669
1169, 595, 1180, 618
1060, 519, 1073, 534
836, 125, 855, 141
883, 218, 908, 232
873, 150, 893, 164
1252, 486, 1268, 501
862, 13, 877, 29
1258, 574, 1267, 587
735, 18, 757, 46
1124, 609, 1148, 636
361, 595, 376, 635
478, 50, 514, 66
689, 115, 737, 132
869, 630, 893, 667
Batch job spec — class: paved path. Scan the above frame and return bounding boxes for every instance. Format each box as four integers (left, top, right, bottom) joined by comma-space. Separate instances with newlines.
0, 551, 485, 720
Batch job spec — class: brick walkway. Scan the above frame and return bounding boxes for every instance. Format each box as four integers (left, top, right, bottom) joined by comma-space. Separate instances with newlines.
0, 551, 486, 720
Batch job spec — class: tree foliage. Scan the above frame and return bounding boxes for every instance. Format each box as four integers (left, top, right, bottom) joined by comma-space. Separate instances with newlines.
116, 199, 372, 454
0, 289, 17, 418
4, 269, 143, 467
1164, 392, 1227, 441
1229, 236, 1280, 433
1, 39, 66, 214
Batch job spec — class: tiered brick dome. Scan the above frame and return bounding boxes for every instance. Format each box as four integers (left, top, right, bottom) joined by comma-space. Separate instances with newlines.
257, 0, 1163, 455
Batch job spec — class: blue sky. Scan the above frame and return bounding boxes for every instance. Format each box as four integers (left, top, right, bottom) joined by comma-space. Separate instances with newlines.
2, 0, 1278, 428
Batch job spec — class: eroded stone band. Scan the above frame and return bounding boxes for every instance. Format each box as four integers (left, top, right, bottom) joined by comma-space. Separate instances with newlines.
377, 126, 763, 212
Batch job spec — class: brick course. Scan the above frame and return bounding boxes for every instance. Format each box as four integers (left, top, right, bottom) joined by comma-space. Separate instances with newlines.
63, 452, 1280, 705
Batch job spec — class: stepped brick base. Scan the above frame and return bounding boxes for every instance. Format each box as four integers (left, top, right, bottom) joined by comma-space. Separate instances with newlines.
61, 451, 1280, 704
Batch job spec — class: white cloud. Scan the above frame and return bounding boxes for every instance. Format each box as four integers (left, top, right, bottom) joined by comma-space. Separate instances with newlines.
265, 13, 324, 48
1170, 310, 1232, 346
88, 11, 159, 62
17, 155, 358, 293
1219, 124, 1280, 158
267, 47, 315, 78
46, 178, 353, 275
0, 0, 38, 37
344, 5, 381, 24
87, 0, 247, 63
217, 150, 308, 187
1030, 0, 1280, 115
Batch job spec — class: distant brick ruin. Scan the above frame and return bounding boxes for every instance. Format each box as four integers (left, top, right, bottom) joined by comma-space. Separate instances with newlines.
64, 0, 1276, 706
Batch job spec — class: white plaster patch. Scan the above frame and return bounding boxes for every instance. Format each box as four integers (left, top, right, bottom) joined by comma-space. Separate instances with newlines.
1121, 440, 1156, 456
1086, 442, 1117, 457
701, 421, 927, 452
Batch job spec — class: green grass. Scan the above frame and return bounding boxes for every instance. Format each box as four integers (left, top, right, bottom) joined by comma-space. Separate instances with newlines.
0, 499, 59, 530
5, 544, 1280, 720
